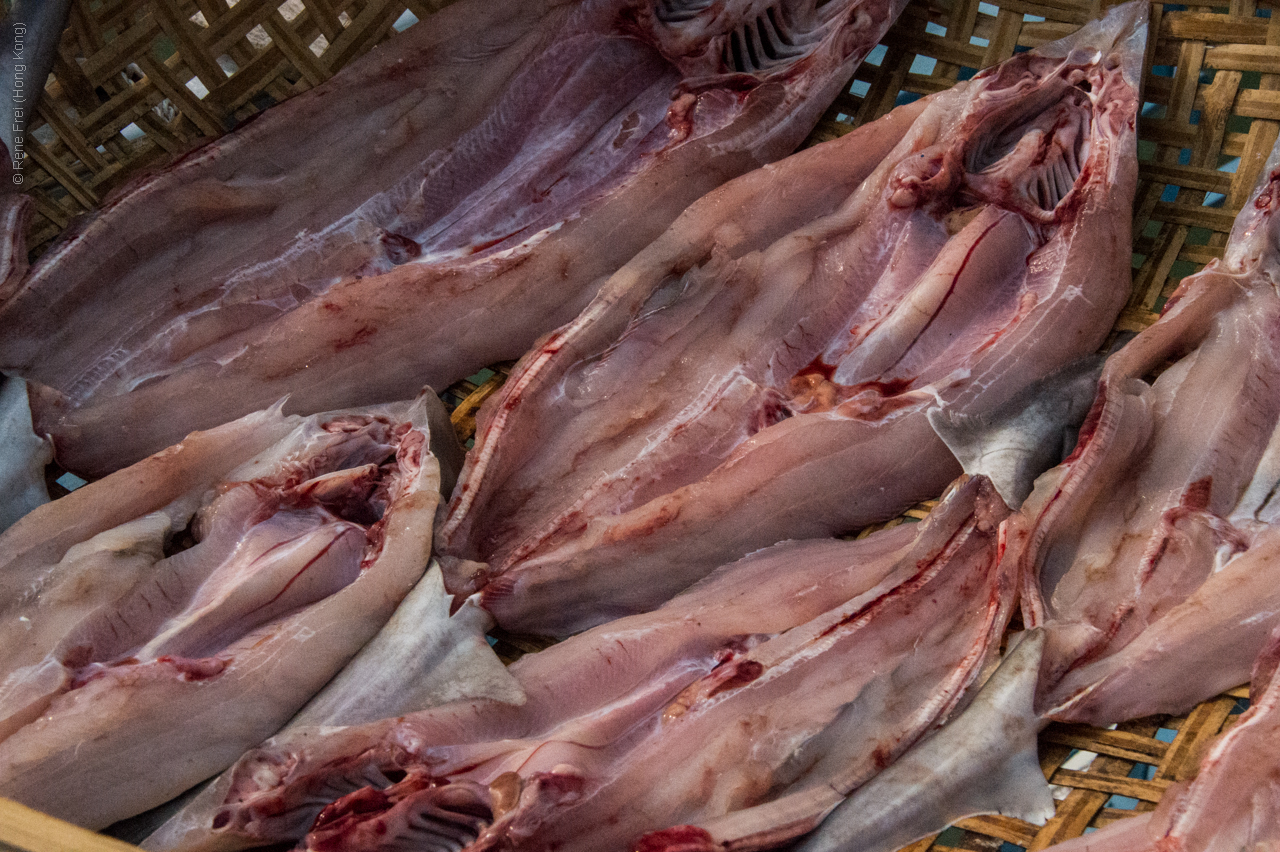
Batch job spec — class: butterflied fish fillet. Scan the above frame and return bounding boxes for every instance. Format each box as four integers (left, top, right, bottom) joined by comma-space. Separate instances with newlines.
0, 0, 906, 477
142, 561, 524, 851
659, 629, 1052, 852
1011, 132, 1280, 724
437, 1, 1146, 636
152, 476, 1011, 852
0, 392, 451, 829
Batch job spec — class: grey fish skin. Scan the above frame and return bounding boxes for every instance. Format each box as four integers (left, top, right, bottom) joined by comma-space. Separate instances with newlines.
1, 0, 904, 478
0, 394, 446, 829
928, 356, 1104, 510
155, 476, 1008, 852
789, 631, 1052, 852
1011, 134, 1280, 725
438, 2, 1146, 637
286, 564, 523, 730
0, 375, 51, 531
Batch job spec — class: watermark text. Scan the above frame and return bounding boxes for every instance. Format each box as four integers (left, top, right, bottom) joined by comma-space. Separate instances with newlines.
10, 21, 25, 184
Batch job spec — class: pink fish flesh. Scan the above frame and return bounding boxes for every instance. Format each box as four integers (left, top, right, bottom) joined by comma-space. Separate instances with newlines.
436, 2, 1146, 636
0, 393, 449, 829
1011, 135, 1280, 724
155, 475, 1012, 852
0, 0, 905, 478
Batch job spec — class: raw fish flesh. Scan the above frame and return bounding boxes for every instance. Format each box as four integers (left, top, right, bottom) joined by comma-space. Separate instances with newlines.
638, 625, 1047, 852
1044, 525, 1280, 724
437, 2, 1146, 636
0, 0, 906, 477
152, 475, 1012, 852
1012, 134, 1280, 724
0, 393, 451, 829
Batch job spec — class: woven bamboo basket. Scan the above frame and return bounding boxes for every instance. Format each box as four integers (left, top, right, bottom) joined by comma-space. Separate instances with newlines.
1, 0, 1274, 848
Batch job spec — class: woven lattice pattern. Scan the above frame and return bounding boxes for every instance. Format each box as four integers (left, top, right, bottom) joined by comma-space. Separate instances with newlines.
16, 0, 1278, 848
809, 2, 1277, 845
809, 0, 1280, 341
20, 0, 457, 252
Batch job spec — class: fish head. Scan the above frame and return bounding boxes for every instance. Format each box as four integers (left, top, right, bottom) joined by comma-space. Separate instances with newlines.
887, 0, 1145, 229
628, 0, 901, 82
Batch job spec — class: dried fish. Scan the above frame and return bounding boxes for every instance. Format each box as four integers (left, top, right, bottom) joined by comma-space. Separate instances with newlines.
0, 0, 905, 477
1013, 134, 1280, 724
0, 394, 449, 829
151, 476, 1011, 852
438, 1, 1146, 636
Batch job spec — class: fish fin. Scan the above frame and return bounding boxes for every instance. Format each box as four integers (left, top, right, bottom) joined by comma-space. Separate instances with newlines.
942, 628, 1056, 824
412, 386, 466, 499
795, 630, 1053, 852
287, 562, 523, 729
928, 357, 1103, 510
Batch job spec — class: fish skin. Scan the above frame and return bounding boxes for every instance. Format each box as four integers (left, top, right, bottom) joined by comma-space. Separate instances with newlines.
1, 0, 906, 478
0, 394, 446, 829
0, 376, 52, 531
154, 476, 1004, 852
787, 630, 1052, 852
1012, 136, 1280, 723
0, 0, 72, 185
437, 2, 1146, 637
287, 563, 524, 729
928, 356, 1104, 510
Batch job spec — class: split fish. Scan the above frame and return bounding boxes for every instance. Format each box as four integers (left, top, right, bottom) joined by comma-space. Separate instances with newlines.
0, 392, 451, 829
150, 475, 1013, 852
437, 2, 1147, 636
142, 562, 524, 851
0, 0, 906, 477
786, 630, 1052, 852
1010, 132, 1280, 724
